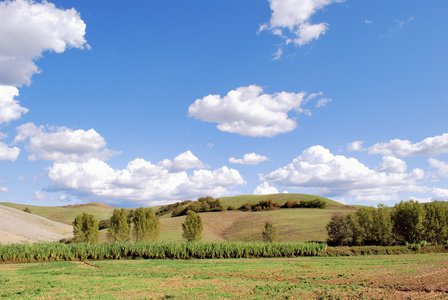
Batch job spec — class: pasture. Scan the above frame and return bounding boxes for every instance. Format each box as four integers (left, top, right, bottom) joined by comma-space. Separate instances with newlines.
1, 253, 447, 299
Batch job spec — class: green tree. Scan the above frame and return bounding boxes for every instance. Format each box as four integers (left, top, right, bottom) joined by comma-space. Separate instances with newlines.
133, 207, 160, 241
73, 213, 99, 243
392, 200, 424, 244
326, 213, 352, 246
372, 204, 394, 246
108, 208, 131, 242
423, 201, 448, 245
182, 210, 203, 241
262, 222, 277, 243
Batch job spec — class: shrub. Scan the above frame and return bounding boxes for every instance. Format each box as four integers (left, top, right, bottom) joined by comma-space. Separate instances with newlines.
23, 207, 32, 214
133, 207, 160, 242
182, 210, 203, 242
73, 213, 99, 243
108, 209, 130, 242
262, 222, 277, 243
98, 219, 111, 230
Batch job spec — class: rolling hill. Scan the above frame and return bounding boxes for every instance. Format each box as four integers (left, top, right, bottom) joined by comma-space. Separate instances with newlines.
0, 194, 357, 244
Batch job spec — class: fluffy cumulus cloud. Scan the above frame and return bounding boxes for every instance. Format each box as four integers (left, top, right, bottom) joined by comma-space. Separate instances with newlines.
253, 182, 279, 195
0, 85, 28, 125
261, 145, 425, 200
157, 151, 206, 172
429, 158, 448, 178
0, 0, 88, 87
14, 122, 118, 162
375, 156, 407, 173
347, 141, 365, 152
0, 142, 20, 161
47, 154, 246, 205
0, 187, 8, 192
260, 0, 344, 46
432, 188, 448, 201
229, 153, 269, 165
368, 133, 448, 157
188, 85, 327, 137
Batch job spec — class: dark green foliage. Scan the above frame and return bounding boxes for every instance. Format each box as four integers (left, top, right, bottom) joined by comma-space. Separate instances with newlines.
72, 213, 99, 243
262, 222, 277, 243
240, 198, 326, 212
182, 210, 203, 242
98, 219, 111, 230
107, 209, 130, 242
326, 200, 448, 247
423, 201, 448, 245
133, 207, 160, 242
392, 200, 424, 244
162, 197, 226, 217
326, 213, 352, 246
23, 207, 31, 214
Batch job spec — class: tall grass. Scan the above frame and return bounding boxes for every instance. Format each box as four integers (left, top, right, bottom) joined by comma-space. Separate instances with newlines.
0, 241, 327, 263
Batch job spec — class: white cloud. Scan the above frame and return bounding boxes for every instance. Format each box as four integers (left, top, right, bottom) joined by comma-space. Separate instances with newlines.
347, 141, 365, 152
229, 152, 269, 165
365, 19, 372, 24
432, 188, 448, 201
0, 85, 28, 124
315, 98, 332, 108
14, 122, 118, 162
261, 145, 425, 200
33, 190, 46, 200
0, 142, 20, 161
375, 156, 407, 173
260, 0, 344, 46
272, 48, 283, 60
0, 187, 8, 192
47, 153, 246, 205
368, 133, 448, 157
0, 0, 88, 86
253, 182, 279, 195
188, 85, 325, 137
157, 150, 206, 172
429, 158, 448, 178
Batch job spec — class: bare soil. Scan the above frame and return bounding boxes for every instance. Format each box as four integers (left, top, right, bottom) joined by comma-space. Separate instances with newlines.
0, 204, 72, 244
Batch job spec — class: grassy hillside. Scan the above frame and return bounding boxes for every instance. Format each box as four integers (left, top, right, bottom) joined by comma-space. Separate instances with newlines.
0, 202, 116, 225
158, 206, 356, 243
217, 193, 342, 208
1, 193, 357, 243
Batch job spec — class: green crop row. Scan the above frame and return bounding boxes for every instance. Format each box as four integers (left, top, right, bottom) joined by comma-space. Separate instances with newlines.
0, 241, 327, 263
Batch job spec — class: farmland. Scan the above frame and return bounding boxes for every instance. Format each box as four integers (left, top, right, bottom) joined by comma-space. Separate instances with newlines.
1, 253, 447, 299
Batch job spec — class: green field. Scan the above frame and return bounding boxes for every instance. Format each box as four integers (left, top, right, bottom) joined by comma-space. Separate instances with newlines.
1, 253, 447, 299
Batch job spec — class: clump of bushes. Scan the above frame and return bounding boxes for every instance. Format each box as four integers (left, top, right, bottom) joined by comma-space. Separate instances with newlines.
158, 196, 227, 217
239, 199, 326, 212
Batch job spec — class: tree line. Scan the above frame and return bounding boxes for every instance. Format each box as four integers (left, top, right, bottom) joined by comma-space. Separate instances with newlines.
72, 208, 203, 244
326, 200, 448, 246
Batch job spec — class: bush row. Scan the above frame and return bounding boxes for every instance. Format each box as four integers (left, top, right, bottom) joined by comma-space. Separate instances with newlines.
0, 241, 327, 263
323, 244, 448, 256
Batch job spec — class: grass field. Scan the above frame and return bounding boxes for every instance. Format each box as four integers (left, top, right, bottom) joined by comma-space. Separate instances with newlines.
1, 253, 447, 299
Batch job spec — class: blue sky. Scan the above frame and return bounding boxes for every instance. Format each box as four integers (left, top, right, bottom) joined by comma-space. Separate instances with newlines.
0, 0, 447, 207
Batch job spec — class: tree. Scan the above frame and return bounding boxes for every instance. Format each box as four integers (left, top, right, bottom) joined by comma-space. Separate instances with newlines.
73, 213, 99, 243
133, 207, 160, 242
423, 201, 448, 245
392, 200, 424, 244
108, 208, 130, 242
182, 210, 203, 241
326, 213, 352, 246
262, 222, 277, 243
371, 204, 394, 246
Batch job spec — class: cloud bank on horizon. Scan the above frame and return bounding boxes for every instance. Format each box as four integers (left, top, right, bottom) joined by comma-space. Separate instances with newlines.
0, 0, 447, 207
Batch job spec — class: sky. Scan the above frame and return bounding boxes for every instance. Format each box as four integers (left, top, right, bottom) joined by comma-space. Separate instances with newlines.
0, 0, 447, 208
